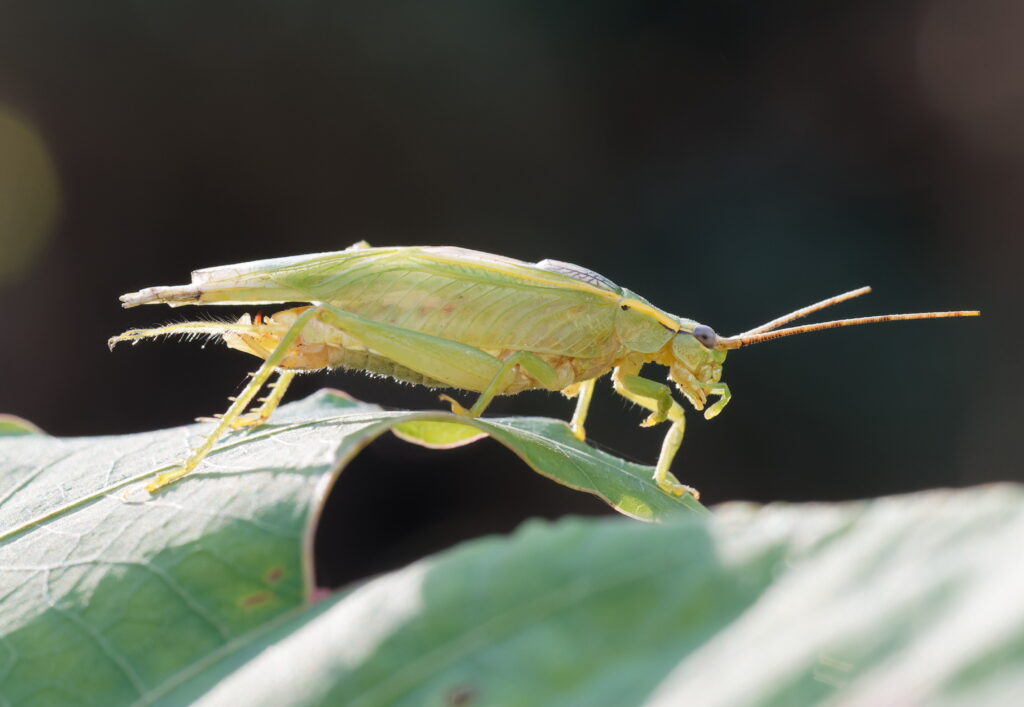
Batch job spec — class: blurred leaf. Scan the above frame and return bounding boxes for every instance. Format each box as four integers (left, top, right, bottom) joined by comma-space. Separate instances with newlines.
0, 413, 43, 436
161, 485, 1024, 706
0, 389, 693, 706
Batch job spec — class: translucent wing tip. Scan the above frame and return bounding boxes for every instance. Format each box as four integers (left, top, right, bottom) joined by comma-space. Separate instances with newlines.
119, 284, 202, 308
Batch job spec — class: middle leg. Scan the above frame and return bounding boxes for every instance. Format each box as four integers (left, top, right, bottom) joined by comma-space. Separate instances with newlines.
561, 378, 596, 440
439, 350, 562, 418
317, 303, 563, 419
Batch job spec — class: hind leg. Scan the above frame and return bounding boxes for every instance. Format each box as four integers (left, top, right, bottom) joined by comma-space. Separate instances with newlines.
143, 306, 324, 492
439, 350, 562, 418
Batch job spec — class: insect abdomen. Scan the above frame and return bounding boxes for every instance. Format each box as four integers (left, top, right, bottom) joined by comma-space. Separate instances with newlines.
329, 348, 452, 388
223, 307, 453, 388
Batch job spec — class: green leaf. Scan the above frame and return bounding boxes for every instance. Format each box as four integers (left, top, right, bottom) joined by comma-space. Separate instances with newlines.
160, 485, 1024, 706
0, 389, 693, 706
390, 419, 487, 448
4, 390, 1021, 705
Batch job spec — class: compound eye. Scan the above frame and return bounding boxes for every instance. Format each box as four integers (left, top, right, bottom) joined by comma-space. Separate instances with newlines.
692, 324, 717, 349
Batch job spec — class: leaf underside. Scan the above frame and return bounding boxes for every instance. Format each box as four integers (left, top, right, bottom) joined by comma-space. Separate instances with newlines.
0, 389, 693, 706
2, 391, 1020, 706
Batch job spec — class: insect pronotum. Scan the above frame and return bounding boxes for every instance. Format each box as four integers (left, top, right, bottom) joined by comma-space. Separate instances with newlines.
110, 242, 979, 498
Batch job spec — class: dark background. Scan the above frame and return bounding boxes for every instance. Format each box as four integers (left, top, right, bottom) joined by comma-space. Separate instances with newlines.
0, 2, 1016, 585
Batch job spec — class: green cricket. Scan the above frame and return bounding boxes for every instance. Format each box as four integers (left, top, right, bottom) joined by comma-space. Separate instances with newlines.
110, 242, 979, 498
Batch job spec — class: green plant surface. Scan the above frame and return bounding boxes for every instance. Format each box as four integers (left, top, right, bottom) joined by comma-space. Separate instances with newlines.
164, 485, 1024, 707
4, 390, 1020, 706
0, 389, 694, 706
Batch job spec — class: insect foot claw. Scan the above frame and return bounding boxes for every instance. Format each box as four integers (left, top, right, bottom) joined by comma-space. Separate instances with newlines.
438, 394, 470, 416
145, 468, 187, 494
640, 412, 665, 428
655, 472, 700, 501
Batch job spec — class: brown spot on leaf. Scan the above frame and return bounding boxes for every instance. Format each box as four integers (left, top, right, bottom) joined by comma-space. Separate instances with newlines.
445, 684, 478, 706
240, 591, 273, 608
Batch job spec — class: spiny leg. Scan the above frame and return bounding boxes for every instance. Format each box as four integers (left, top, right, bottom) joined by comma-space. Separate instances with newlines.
611, 366, 697, 499
562, 378, 596, 441
242, 369, 298, 426
115, 321, 298, 430
315, 302, 573, 425
318, 303, 509, 392
146, 306, 322, 493
317, 302, 541, 417
203, 370, 299, 428
439, 350, 561, 418
314, 302, 575, 425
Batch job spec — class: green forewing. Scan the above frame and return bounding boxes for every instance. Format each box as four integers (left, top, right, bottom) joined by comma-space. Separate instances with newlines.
199, 247, 636, 359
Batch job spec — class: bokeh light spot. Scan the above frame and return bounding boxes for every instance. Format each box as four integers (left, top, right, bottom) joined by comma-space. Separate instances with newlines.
0, 105, 61, 285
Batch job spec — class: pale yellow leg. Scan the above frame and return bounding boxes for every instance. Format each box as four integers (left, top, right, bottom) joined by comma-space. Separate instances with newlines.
439, 350, 560, 418
196, 369, 299, 427
611, 366, 698, 500
701, 381, 732, 420
562, 378, 596, 440
146, 306, 322, 493
229, 370, 298, 428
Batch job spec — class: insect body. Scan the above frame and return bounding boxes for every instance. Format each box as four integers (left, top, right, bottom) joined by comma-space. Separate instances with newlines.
110, 243, 979, 497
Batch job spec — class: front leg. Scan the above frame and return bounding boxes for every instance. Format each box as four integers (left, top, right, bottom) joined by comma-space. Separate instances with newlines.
612, 366, 698, 500
701, 381, 731, 420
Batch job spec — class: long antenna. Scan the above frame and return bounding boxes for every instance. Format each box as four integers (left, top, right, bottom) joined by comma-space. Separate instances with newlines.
720, 309, 980, 349
737, 286, 872, 336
